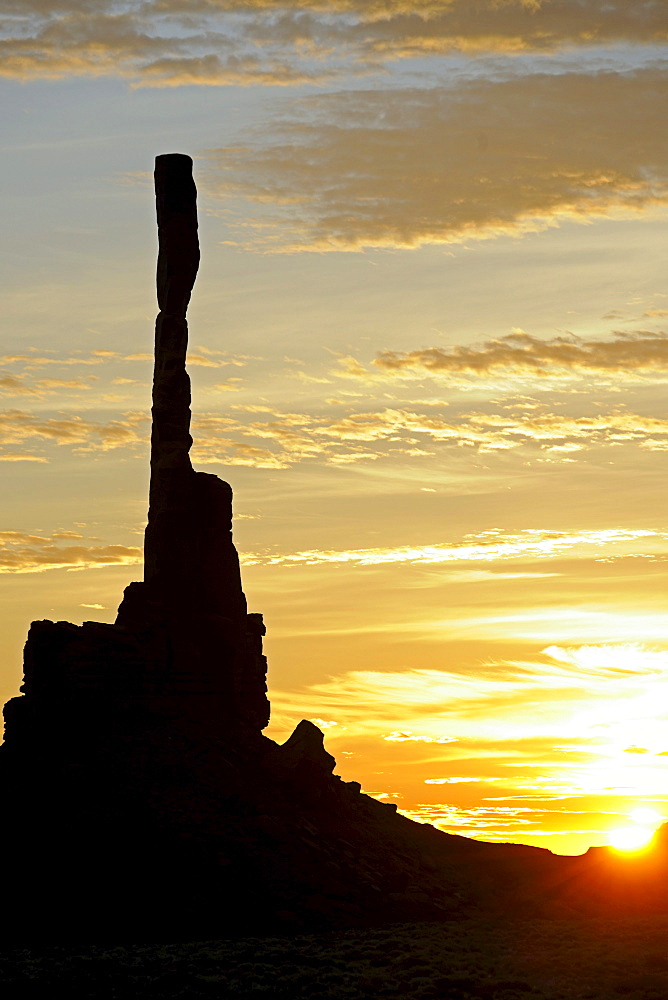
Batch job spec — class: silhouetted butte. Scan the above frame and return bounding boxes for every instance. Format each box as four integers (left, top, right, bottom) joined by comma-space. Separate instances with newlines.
1, 155, 665, 941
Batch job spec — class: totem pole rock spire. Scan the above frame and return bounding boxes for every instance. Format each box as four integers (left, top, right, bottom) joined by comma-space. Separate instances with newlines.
139, 154, 248, 628
146, 153, 199, 574
3, 152, 269, 737
142, 156, 197, 596
118, 152, 270, 728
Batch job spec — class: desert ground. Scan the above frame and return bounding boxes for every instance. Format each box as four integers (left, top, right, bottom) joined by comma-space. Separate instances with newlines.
4, 913, 668, 999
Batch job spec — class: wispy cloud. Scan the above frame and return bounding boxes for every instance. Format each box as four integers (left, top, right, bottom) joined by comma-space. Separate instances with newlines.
6, 398, 666, 466
315, 407, 668, 453
0, 371, 97, 397
369, 330, 668, 382
270, 643, 668, 750
0, 352, 109, 368
191, 403, 668, 467
0, 530, 141, 574
269, 642, 668, 846
0, 348, 249, 370
2, 2, 665, 85
0, 409, 148, 455
0, 4, 334, 86
192, 411, 322, 468
207, 69, 668, 250
400, 802, 613, 841
242, 527, 665, 567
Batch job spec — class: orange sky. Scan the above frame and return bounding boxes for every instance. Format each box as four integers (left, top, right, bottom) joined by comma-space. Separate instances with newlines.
1, 0, 667, 854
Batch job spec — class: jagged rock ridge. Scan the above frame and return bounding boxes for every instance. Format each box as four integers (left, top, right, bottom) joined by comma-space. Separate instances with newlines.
1, 155, 666, 941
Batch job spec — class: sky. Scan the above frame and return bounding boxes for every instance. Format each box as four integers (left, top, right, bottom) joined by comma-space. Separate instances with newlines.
1, 0, 668, 856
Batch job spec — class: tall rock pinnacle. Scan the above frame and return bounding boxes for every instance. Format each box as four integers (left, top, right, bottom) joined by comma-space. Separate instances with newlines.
143, 154, 246, 623
145, 153, 199, 583
4, 153, 270, 741
118, 152, 270, 728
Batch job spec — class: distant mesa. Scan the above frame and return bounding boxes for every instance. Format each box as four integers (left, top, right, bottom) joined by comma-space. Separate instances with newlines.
1, 155, 666, 940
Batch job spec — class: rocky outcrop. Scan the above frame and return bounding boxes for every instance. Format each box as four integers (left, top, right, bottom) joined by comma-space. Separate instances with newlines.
1, 155, 665, 942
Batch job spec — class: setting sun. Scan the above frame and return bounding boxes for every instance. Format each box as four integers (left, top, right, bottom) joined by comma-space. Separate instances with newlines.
608, 826, 655, 852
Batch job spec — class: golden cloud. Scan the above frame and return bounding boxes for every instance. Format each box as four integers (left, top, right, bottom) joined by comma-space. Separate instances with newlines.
0, 409, 148, 454
0, 530, 141, 574
0, 374, 39, 396
268, 644, 668, 750
3, 394, 667, 467
0, 352, 108, 367
268, 638, 668, 846
0, 372, 95, 397
0, 5, 332, 86
0, 348, 248, 373
400, 802, 613, 841
3, 2, 665, 85
207, 69, 668, 249
371, 331, 668, 381
241, 527, 664, 568
192, 438, 290, 469
190, 403, 668, 468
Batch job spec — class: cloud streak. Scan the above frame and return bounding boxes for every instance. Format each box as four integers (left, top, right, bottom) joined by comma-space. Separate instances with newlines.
0, 348, 246, 371
194, 404, 668, 467
6, 399, 668, 466
370, 330, 668, 382
2, 2, 666, 85
242, 527, 664, 567
0, 372, 97, 397
0, 409, 148, 456
269, 643, 668, 760
0, 530, 141, 574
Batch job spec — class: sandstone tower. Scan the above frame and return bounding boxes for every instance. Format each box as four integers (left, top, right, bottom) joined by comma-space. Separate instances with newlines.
3, 155, 270, 759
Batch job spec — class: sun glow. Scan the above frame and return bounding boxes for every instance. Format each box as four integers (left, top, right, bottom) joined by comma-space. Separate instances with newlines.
608, 805, 663, 853
608, 826, 654, 852
630, 807, 663, 826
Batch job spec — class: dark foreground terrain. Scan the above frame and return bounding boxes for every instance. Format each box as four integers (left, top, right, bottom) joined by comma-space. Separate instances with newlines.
4, 914, 667, 1000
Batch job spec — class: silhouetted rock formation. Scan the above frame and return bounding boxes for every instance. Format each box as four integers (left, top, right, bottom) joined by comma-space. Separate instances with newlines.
4, 156, 269, 765
119, 153, 269, 731
1, 155, 666, 942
